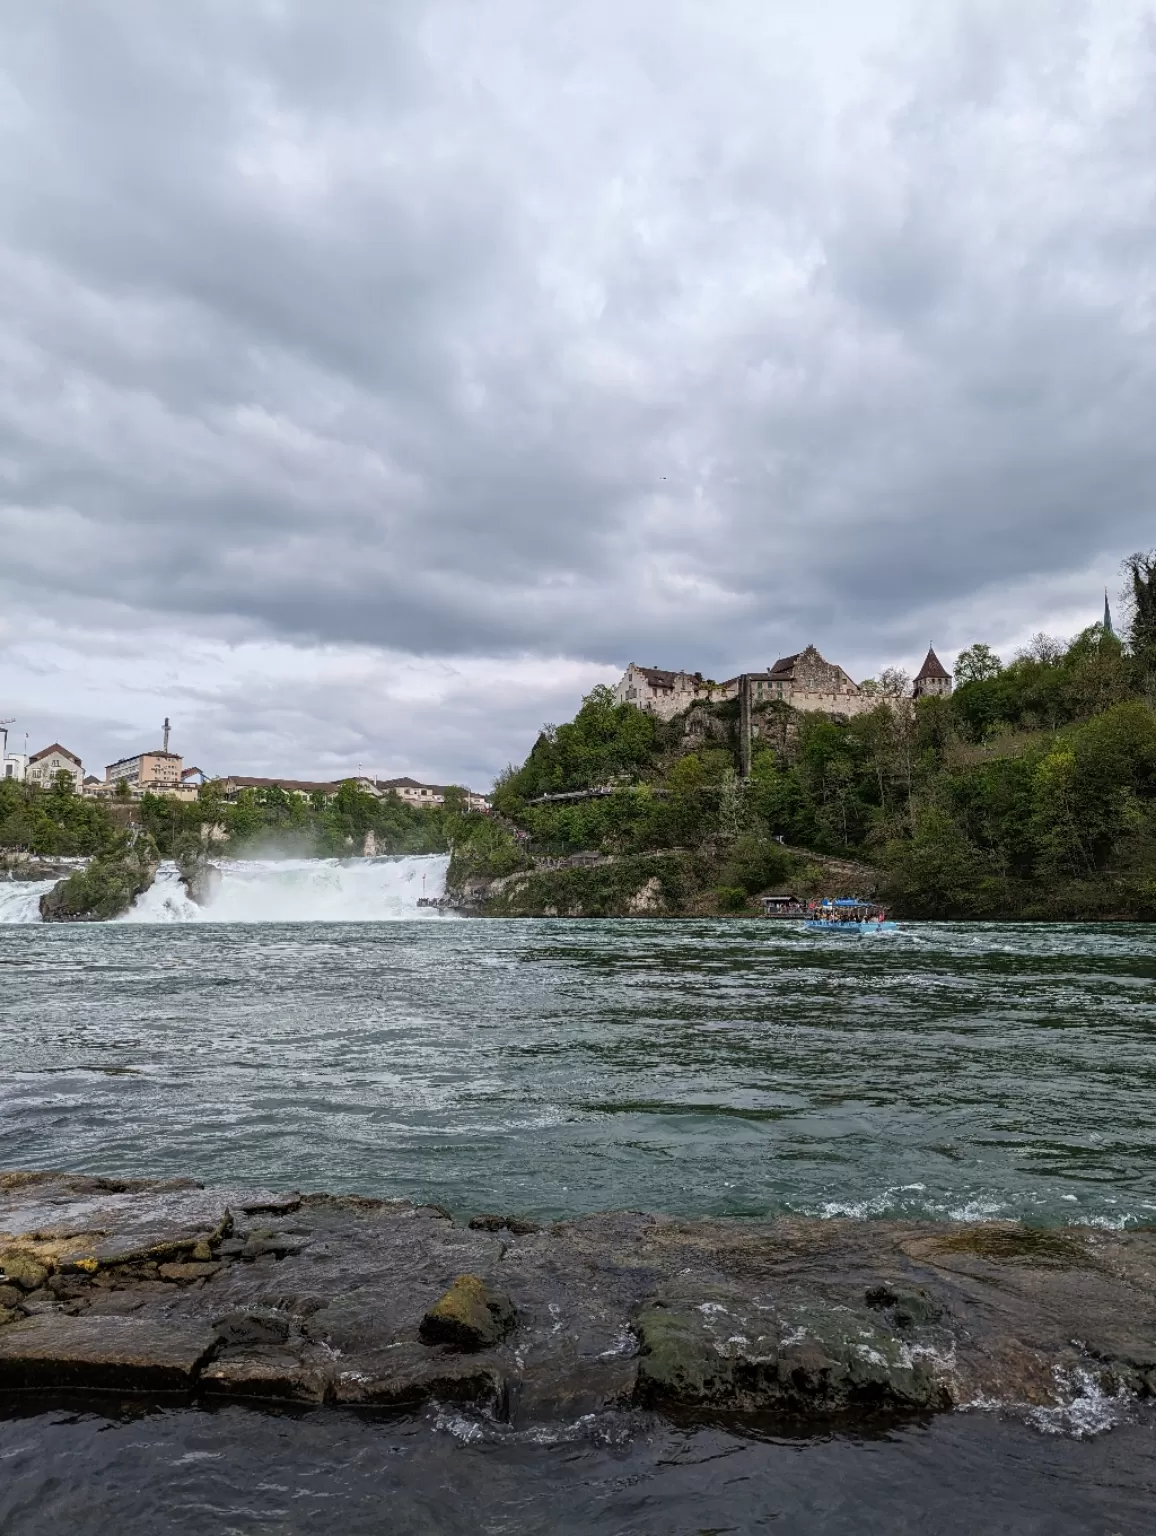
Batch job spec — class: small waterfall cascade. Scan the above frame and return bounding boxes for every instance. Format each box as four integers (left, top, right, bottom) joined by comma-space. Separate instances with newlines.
0, 855, 453, 924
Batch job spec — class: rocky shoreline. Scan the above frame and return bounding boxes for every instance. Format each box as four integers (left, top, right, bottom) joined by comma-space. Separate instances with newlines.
1, 1171, 1153, 1427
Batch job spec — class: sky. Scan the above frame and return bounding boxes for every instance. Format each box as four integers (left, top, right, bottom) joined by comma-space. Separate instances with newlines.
1, 0, 1153, 789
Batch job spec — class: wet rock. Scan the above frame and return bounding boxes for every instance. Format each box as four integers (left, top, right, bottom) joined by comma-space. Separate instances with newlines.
3, 1172, 1156, 1429
238, 1233, 310, 1261
158, 1261, 221, 1283
865, 1283, 945, 1329
420, 1275, 517, 1352
331, 1342, 506, 1410
0, 1285, 22, 1309
0, 1254, 49, 1292
468, 1214, 541, 1236
0, 1315, 217, 1392
213, 1309, 292, 1348
177, 849, 221, 907
17, 1290, 62, 1317
634, 1292, 946, 1414
201, 1348, 332, 1402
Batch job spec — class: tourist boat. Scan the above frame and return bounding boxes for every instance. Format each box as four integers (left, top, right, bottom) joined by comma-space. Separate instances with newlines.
803, 898, 897, 934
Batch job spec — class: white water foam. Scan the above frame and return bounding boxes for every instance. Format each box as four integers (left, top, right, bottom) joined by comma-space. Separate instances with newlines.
0, 855, 453, 924
0, 880, 57, 923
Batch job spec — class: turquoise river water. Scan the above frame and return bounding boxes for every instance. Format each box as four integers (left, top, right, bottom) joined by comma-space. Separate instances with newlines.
1, 874, 1154, 1532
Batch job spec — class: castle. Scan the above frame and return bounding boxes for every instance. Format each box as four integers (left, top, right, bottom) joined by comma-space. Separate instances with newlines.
615, 646, 952, 721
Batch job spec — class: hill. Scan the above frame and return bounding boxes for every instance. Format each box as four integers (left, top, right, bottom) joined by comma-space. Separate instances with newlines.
451, 558, 1156, 919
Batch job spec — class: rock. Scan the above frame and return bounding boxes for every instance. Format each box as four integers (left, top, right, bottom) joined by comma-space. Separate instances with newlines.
201, 1348, 332, 1402
0, 1315, 217, 1392
17, 1290, 62, 1317
468, 1214, 542, 1236
634, 1292, 946, 1414
865, 1283, 945, 1329
177, 849, 222, 907
331, 1343, 505, 1410
0, 1254, 49, 1292
238, 1233, 310, 1261
420, 1275, 517, 1352
38, 833, 160, 923
213, 1309, 292, 1348
158, 1261, 221, 1283
0, 1306, 21, 1328
3, 1171, 1156, 1429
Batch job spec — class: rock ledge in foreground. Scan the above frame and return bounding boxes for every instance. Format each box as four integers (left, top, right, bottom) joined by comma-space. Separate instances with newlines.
1, 1170, 1154, 1428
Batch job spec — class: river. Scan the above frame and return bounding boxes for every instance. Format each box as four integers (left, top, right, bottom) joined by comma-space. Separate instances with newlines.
1, 857, 1154, 1531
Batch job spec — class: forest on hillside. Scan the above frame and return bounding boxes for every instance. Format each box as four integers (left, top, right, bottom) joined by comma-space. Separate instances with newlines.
461, 554, 1156, 919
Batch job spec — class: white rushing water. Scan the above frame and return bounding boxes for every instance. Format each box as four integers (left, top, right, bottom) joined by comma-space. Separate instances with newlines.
0, 855, 453, 924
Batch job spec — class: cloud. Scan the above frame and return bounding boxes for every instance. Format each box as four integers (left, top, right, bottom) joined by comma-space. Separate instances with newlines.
1, 0, 1153, 780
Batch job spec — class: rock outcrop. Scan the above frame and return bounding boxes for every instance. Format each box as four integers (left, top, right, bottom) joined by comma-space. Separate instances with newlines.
38, 835, 160, 922
1, 1171, 1154, 1427
176, 847, 221, 906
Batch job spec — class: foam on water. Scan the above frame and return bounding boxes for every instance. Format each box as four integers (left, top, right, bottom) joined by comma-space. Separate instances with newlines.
0, 855, 452, 924
0, 880, 57, 923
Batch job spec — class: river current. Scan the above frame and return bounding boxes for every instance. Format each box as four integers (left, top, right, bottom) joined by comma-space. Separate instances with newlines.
1, 855, 1154, 1531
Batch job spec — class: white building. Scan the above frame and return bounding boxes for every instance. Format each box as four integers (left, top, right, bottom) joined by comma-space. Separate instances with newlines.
3, 753, 27, 782
613, 664, 710, 720
376, 777, 489, 811
26, 743, 84, 790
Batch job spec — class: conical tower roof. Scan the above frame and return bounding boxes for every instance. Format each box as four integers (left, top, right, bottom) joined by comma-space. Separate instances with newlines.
914, 647, 950, 682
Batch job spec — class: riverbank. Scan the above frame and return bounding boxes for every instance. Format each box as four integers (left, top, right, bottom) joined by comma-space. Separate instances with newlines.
1, 1171, 1153, 1429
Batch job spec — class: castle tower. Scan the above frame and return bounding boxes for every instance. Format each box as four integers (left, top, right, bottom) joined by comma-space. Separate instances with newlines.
913, 646, 952, 700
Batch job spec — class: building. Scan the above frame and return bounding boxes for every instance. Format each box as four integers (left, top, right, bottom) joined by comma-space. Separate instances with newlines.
912, 647, 953, 700
614, 665, 710, 719
26, 743, 84, 789
711, 648, 870, 716
376, 777, 489, 812
105, 717, 184, 794
3, 753, 27, 782
617, 646, 871, 723
105, 749, 184, 794
219, 776, 341, 802
181, 767, 208, 788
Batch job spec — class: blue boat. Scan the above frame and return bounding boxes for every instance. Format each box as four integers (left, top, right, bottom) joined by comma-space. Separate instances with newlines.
803, 898, 897, 934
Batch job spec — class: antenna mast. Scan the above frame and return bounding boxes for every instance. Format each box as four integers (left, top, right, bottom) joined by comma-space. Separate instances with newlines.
163, 717, 171, 753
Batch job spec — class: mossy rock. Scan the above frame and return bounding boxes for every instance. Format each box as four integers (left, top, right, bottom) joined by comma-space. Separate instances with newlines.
929, 1224, 1092, 1268
635, 1295, 947, 1414
419, 1274, 516, 1352
39, 835, 159, 922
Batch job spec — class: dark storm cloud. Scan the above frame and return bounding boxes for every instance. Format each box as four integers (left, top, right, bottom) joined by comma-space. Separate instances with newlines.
1, 0, 1154, 687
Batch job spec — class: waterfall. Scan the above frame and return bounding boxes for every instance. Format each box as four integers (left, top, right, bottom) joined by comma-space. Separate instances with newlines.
0, 855, 454, 924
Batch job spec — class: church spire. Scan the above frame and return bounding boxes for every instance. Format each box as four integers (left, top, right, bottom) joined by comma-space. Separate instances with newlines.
1103, 588, 1114, 636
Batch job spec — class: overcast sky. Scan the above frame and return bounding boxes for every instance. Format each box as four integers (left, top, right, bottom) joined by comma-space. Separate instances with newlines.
1, 0, 1152, 788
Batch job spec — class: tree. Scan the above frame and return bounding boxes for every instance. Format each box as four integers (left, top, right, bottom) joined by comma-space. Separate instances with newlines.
1123, 550, 1156, 675
879, 667, 910, 699
1016, 633, 1066, 666
953, 644, 1003, 684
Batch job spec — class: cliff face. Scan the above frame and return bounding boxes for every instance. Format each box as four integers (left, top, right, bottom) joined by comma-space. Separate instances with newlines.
451, 848, 877, 918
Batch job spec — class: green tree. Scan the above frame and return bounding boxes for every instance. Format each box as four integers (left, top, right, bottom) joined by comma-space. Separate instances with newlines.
954, 644, 1003, 684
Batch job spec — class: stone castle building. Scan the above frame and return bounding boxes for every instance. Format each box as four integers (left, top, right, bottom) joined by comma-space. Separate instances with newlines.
616, 646, 873, 721
615, 664, 710, 719
616, 644, 953, 722
912, 647, 953, 700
